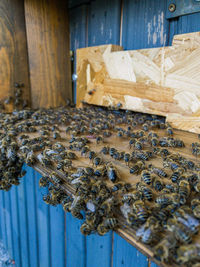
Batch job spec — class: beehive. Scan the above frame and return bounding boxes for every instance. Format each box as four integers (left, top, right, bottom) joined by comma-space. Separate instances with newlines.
1, 1, 200, 267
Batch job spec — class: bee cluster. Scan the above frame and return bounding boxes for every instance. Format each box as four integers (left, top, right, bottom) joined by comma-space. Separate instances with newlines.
0, 82, 28, 111
1, 105, 200, 265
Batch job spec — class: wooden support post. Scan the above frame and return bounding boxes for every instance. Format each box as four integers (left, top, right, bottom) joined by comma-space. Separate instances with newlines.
0, 0, 31, 111
25, 0, 72, 109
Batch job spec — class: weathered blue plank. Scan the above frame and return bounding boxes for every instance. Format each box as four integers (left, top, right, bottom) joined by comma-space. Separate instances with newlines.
69, 5, 88, 103
70, 5, 88, 49
66, 212, 86, 267
88, 0, 121, 46
150, 261, 160, 267
17, 171, 30, 267
177, 12, 200, 33
9, 186, 21, 266
4, 191, 13, 258
0, 191, 7, 248
69, 0, 90, 9
50, 205, 65, 267
86, 232, 113, 267
168, 12, 200, 45
25, 167, 39, 267
0, 191, 2, 241
113, 233, 148, 267
122, 0, 169, 49
35, 171, 51, 267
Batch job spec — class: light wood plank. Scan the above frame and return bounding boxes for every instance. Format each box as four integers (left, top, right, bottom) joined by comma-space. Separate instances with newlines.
0, 0, 31, 111
25, 0, 72, 109
76, 32, 200, 133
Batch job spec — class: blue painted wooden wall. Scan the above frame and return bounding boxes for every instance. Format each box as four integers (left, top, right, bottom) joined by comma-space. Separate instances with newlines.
0, 166, 148, 267
1, 1, 200, 266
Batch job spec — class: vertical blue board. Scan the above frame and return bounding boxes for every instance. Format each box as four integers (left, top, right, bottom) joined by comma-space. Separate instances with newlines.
70, 5, 88, 103
122, 0, 170, 49
177, 12, 200, 34
0, 191, 2, 241
70, 5, 88, 49
88, 0, 121, 46
9, 186, 21, 266
4, 191, 13, 258
150, 262, 160, 267
17, 167, 30, 267
0, 191, 7, 249
34, 171, 51, 267
49, 204, 65, 267
25, 167, 39, 267
66, 213, 86, 267
113, 233, 148, 267
86, 232, 112, 267
168, 12, 200, 44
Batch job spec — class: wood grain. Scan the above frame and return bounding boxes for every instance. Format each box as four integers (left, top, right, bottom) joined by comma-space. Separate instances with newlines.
25, 0, 72, 109
0, 0, 31, 111
76, 32, 200, 133
76, 45, 123, 107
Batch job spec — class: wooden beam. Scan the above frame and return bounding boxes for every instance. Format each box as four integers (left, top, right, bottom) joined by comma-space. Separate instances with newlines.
0, 0, 31, 111
25, 0, 72, 109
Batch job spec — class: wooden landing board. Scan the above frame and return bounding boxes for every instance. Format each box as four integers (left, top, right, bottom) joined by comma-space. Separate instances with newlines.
76, 32, 200, 134
17, 122, 200, 267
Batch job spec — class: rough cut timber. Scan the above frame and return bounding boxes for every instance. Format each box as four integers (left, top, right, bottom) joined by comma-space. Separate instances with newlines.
0, 0, 31, 111
25, 0, 72, 109
76, 32, 200, 134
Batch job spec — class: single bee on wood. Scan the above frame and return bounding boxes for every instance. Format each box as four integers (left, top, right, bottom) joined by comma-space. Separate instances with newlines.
106, 162, 119, 183
141, 170, 152, 185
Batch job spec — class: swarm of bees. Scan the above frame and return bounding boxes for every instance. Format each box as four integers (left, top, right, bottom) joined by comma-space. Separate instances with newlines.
1, 104, 200, 265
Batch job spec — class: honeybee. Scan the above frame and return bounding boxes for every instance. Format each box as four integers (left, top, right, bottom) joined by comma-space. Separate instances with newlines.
170, 168, 184, 183
167, 218, 192, 244
166, 127, 173, 136
124, 153, 131, 165
52, 131, 61, 139
25, 151, 37, 166
178, 180, 191, 204
141, 170, 152, 185
97, 223, 109, 236
174, 207, 199, 235
137, 183, 153, 201
50, 172, 62, 187
80, 222, 93, 235
106, 162, 119, 183
122, 191, 142, 205
39, 176, 49, 187
154, 235, 177, 262
149, 164, 167, 178
136, 216, 160, 244
103, 217, 118, 229
152, 176, 164, 191
191, 198, 200, 218
93, 156, 103, 167
133, 200, 149, 222
96, 136, 103, 144
129, 161, 144, 175
100, 146, 110, 155
155, 193, 180, 206
135, 141, 143, 150
176, 244, 200, 264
